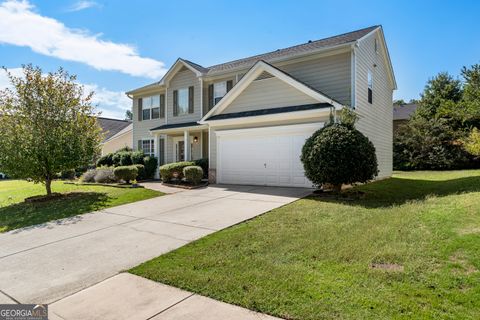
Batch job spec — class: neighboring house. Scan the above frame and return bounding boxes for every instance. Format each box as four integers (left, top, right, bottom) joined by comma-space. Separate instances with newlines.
126, 25, 396, 187
393, 103, 418, 132
97, 117, 133, 155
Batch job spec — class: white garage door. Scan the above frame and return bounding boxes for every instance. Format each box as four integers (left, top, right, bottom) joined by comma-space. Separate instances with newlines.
216, 123, 322, 187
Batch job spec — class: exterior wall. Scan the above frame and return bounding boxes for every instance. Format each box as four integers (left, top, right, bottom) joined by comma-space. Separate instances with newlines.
354, 31, 394, 178
279, 52, 352, 106
223, 77, 318, 114
101, 131, 133, 155
132, 90, 166, 151
167, 68, 202, 124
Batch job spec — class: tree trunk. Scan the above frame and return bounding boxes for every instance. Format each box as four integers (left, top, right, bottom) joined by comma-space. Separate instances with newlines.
332, 184, 342, 193
45, 177, 52, 196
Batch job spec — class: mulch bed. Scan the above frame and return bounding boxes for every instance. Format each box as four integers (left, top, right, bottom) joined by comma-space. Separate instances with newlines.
162, 181, 209, 189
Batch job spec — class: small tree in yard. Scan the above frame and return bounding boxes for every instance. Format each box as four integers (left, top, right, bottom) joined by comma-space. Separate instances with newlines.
301, 109, 378, 192
464, 128, 480, 157
0, 65, 102, 196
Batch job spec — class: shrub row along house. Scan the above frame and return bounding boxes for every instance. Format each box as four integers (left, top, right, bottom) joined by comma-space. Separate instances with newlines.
126, 25, 396, 187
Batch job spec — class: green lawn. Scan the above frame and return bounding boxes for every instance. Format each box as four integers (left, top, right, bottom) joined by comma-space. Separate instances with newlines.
130, 170, 480, 320
0, 180, 162, 232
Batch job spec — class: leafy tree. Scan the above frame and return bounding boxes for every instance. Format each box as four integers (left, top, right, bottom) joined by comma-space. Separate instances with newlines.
0, 65, 102, 195
125, 110, 133, 120
393, 99, 407, 105
394, 117, 470, 170
416, 72, 462, 119
463, 128, 480, 156
301, 109, 378, 192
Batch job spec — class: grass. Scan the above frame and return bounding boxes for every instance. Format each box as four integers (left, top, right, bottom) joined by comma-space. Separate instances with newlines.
0, 179, 162, 232
130, 170, 480, 320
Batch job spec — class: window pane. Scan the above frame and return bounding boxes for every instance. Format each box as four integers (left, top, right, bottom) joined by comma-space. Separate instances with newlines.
151, 107, 160, 119
213, 82, 226, 105
142, 109, 151, 120
151, 95, 160, 108
368, 70, 373, 89
178, 88, 188, 115
143, 96, 151, 108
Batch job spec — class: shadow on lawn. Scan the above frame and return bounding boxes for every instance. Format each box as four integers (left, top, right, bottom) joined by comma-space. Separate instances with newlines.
0, 192, 109, 233
310, 175, 480, 209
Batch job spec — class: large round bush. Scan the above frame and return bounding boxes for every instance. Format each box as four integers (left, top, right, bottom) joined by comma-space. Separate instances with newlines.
301, 123, 378, 190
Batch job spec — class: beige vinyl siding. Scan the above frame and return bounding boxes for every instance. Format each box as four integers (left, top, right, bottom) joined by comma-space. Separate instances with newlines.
279, 52, 351, 106
102, 131, 133, 155
132, 94, 166, 151
208, 116, 329, 170
223, 77, 318, 114
354, 30, 394, 178
167, 68, 202, 124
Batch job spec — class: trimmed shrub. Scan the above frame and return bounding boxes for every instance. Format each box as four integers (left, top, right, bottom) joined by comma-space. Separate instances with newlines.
131, 151, 145, 164
194, 158, 208, 178
94, 168, 117, 183
80, 169, 96, 183
301, 123, 378, 191
183, 166, 203, 185
143, 156, 158, 179
133, 164, 146, 180
113, 165, 138, 183
159, 161, 195, 182
96, 153, 114, 167
116, 146, 132, 152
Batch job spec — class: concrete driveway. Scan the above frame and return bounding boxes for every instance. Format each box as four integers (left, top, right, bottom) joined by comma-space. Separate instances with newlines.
0, 184, 310, 304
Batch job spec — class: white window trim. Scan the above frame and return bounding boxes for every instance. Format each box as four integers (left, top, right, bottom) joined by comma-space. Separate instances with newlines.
140, 138, 155, 157
213, 81, 227, 105
177, 88, 189, 116
142, 95, 160, 120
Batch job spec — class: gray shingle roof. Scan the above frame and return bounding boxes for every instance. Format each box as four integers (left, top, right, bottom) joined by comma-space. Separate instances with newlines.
393, 103, 418, 120
97, 117, 131, 142
150, 121, 201, 131
206, 103, 332, 121
205, 25, 379, 74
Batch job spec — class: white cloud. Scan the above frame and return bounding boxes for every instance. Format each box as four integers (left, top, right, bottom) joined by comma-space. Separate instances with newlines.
0, 68, 131, 119
67, 1, 101, 12
0, 0, 166, 78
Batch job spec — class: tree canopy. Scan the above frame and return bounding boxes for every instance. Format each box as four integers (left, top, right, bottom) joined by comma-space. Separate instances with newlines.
0, 65, 102, 195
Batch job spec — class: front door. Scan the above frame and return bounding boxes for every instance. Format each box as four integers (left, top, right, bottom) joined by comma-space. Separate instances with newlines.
177, 141, 185, 161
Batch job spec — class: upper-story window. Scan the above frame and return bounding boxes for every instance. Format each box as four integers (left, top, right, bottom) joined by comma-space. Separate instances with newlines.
367, 69, 373, 104
374, 38, 378, 54
213, 81, 227, 105
142, 95, 160, 120
177, 88, 189, 115
208, 80, 233, 110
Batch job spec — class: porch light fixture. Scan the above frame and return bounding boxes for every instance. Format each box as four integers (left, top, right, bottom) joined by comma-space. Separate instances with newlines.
194, 136, 198, 142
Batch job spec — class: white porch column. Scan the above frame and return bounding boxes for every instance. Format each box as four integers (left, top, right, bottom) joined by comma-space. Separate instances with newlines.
184, 130, 190, 161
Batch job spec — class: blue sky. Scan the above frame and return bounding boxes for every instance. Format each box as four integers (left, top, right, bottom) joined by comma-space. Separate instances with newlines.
1, 0, 479, 119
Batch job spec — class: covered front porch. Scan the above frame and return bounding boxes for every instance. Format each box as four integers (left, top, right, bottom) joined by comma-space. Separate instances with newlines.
150, 122, 208, 168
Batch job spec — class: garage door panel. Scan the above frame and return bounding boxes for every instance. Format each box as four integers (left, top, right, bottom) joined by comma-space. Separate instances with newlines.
217, 123, 321, 188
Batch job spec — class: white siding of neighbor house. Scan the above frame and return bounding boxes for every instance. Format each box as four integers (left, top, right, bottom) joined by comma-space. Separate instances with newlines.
223, 77, 318, 114
354, 30, 394, 178
132, 92, 166, 151
166, 67, 202, 124
279, 52, 351, 106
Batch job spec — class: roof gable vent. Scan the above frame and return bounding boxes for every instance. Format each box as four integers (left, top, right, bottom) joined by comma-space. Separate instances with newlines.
254, 71, 274, 81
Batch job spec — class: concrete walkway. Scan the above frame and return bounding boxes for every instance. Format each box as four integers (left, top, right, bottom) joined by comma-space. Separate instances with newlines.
0, 184, 310, 306
49, 273, 280, 320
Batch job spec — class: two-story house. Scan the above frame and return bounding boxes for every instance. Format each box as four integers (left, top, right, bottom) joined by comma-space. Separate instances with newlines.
126, 25, 396, 187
